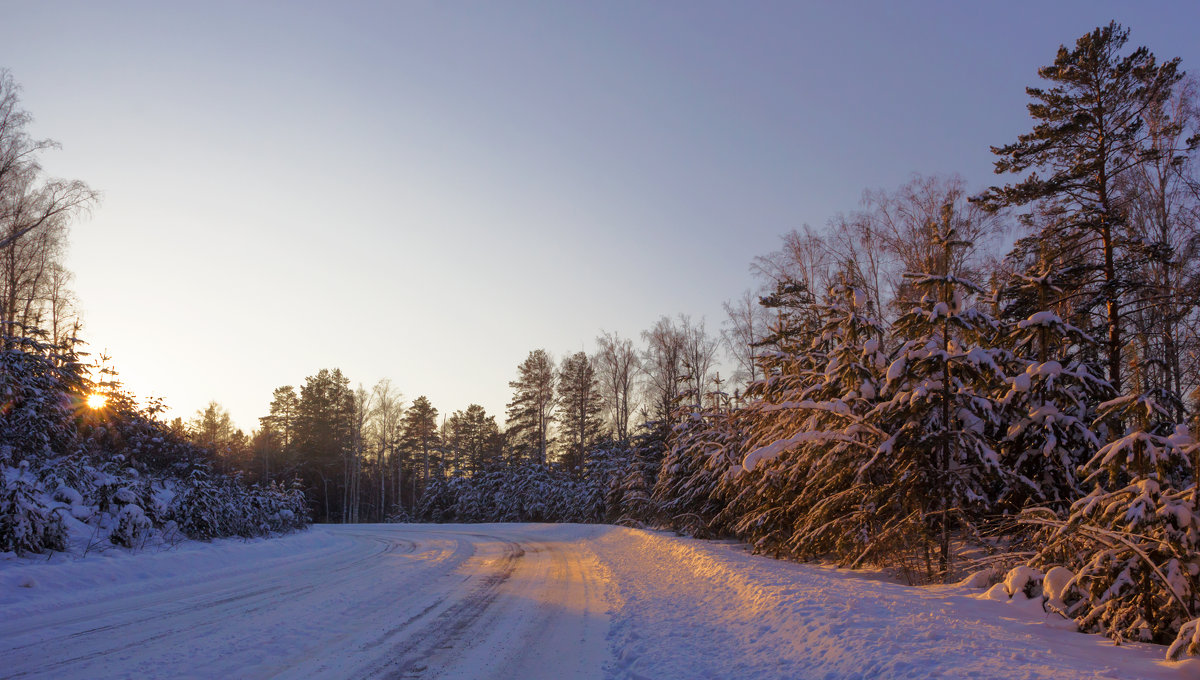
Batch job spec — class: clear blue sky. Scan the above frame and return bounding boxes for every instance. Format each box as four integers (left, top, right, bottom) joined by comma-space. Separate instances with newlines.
4, 1, 1198, 430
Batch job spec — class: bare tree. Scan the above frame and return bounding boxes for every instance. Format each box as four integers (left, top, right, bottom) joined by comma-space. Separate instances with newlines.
41, 260, 79, 346
1122, 76, 1200, 419
642, 316, 688, 422
595, 330, 640, 442
859, 174, 1004, 314
0, 71, 97, 339
751, 224, 834, 297
721, 291, 766, 395
680, 316, 719, 412
826, 213, 887, 320
368, 379, 404, 520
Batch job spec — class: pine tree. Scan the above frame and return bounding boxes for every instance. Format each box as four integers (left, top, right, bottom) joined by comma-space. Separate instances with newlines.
557, 351, 605, 476
446, 404, 502, 476
400, 395, 440, 506
260, 385, 299, 478
977, 21, 1184, 393
293, 368, 354, 522
505, 349, 556, 465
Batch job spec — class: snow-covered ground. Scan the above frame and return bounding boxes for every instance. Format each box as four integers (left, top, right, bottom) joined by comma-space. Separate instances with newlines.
1, 524, 1196, 679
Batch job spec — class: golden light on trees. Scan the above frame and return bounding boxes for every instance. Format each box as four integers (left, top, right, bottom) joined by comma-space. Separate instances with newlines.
86, 393, 107, 410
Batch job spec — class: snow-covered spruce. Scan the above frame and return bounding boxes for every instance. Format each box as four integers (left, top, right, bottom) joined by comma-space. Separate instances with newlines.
860, 221, 1007, 581
409, 429, 669, 526
654, 407, 743, 538
734, 280, 889, 565
994, 270, 1112, 513
1029, 387, 1200, 657
0, 462, 67, 555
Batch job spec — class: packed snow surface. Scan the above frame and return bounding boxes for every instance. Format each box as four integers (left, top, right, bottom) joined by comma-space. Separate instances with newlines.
1, 524, 1195, 679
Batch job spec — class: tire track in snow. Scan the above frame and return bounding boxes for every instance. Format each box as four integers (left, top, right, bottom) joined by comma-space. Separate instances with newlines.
359, 538, 526, 679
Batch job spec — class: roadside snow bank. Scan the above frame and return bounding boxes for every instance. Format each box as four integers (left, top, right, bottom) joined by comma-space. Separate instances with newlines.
592, 527, 1197, 680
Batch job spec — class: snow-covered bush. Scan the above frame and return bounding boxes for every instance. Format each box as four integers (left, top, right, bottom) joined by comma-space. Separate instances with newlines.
165, 468, 310, 541
0, 466, 67, 555
1, 332, 311, 555
110, 503, 152, 548
0, 333, 85, 464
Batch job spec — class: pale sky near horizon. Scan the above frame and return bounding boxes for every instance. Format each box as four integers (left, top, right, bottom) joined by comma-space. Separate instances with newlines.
3, 1, 1198, 431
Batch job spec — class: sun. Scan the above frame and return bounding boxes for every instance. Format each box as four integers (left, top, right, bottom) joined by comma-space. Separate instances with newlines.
86, 393, 108, 410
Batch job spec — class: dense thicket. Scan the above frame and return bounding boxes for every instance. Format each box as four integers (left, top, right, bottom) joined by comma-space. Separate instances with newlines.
1, 332, 309, 556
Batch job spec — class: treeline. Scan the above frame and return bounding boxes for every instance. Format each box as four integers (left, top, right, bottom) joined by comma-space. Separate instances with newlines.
0, 70, 309, 555
219, 331, 691, 523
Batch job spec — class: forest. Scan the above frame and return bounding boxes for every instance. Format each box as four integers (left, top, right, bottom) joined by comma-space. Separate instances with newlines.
3, 21, 1200, 660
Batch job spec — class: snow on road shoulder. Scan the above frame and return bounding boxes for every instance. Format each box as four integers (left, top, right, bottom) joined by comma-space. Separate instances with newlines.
591, 527, 1198, 680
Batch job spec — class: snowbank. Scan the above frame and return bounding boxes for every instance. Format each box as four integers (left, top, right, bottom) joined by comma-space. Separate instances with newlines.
591, 527, 1197, 680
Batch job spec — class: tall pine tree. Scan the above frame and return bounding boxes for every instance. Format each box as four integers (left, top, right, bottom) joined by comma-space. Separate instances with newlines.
557, 351, 605, 476
977, 21, 1184, 393
505, 349, 557, 465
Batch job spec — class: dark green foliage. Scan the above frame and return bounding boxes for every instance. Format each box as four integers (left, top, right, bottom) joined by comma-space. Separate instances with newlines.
505, 350, 557, 465
168, 468, 309, 541
557, 352, 605, 475
293, 368, 354, 522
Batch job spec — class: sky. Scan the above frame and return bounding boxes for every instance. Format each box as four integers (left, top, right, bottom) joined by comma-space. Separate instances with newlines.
3, 1, 1199, 431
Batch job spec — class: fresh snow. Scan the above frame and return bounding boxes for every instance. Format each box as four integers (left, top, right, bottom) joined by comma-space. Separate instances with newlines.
2, 524, 1197, 679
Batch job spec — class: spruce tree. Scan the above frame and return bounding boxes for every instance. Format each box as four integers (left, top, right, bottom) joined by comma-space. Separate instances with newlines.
1034, 361, 1200, 651
866, 208, 1005, 581
655, 402, 744, 538
762, 280, 887, 565
995, 266, 1112, 512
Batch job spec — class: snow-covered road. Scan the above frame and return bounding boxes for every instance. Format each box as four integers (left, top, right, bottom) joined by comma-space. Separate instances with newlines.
1, 524, 1196, 679
0, 525, 612, 679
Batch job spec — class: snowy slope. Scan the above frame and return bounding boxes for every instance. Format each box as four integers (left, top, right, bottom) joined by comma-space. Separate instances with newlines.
1, 524, 1196, 679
